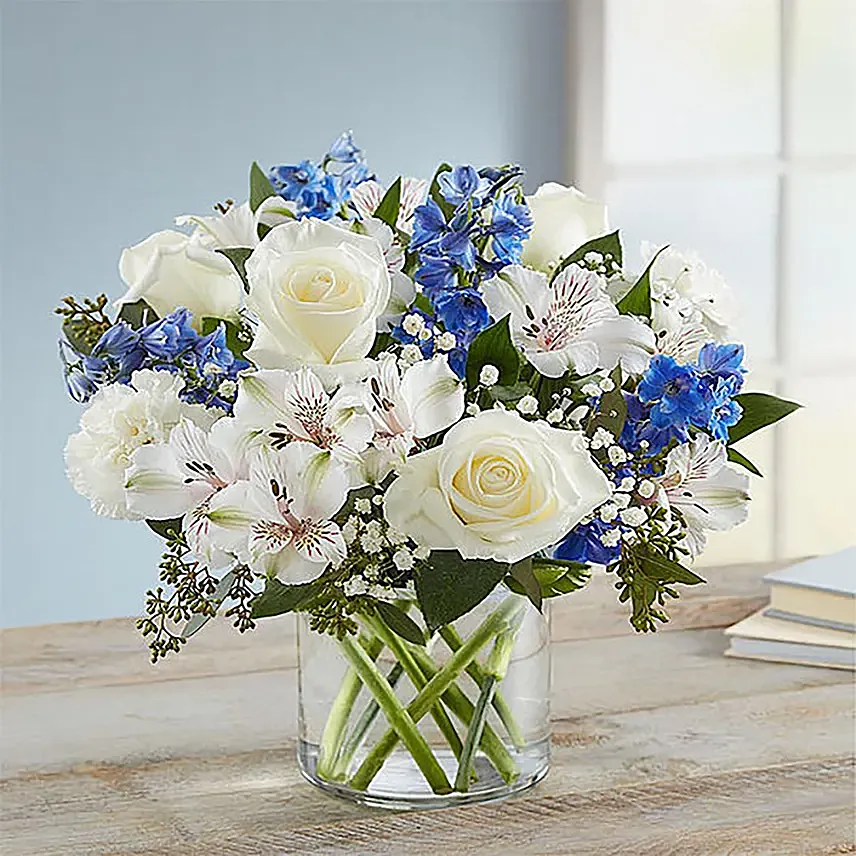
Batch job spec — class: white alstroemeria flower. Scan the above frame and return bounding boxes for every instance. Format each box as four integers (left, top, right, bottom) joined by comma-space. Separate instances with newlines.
653, 319, 712, 364
116, 230, 244, 324
360, 217, 416, 331
64, 370, 213, 520
125, 417, 249, 565
657, 434, 750, 556
219, 443, 349, 583
245, 218, 391, 383
176, 198, 298, 250
483, 263, 655, 378
350, 177, 428, 234
643, 243, 738, 342
364, 353, 465, 455
232, 367, 374, 469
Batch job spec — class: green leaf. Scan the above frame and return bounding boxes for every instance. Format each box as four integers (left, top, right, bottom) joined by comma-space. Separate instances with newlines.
534, 372, 570, 414
728, 393, 801, 444
249, 161, 276, 212
549, 230, 623, 284
117, 299, 157, 330
531, 558, 592, 596
586, 365, 627, 440
215, 247, 253, 293
615, 244, 667, 319
374, 600, 425, 646
465, 315, 521, 390
508, 558, 542, 612
416, 551, 510, 630
374, 176, 402, 230
369, 331, 393, 359
182, 570, 235, 639
61, 319, 95, 356
428, 162, 454, 218
200, 316, 252, 360
634, 543, 705, 586
145, 518, 183, 539
250, 576, 323, 619
487, 381, 533, 404
727, 447, 763, 477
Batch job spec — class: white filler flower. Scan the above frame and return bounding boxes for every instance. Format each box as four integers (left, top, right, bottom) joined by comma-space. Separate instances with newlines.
383, 409, 612, 564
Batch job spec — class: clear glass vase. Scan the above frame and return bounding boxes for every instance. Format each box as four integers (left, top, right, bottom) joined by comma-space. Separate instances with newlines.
296, 588, 551, 810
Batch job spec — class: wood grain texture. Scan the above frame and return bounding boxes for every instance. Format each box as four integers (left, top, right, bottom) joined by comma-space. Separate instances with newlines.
2, 560, 854, 856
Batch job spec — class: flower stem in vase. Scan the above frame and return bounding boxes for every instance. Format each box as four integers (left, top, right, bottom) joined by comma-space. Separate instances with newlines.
453, 622, 520, 792
315, 634, 383, 781
364, 614, 466, 761
338, 633, 453, 795
331, 661, 405, 781
438, 625, 527, 749
348, 596, 523, 792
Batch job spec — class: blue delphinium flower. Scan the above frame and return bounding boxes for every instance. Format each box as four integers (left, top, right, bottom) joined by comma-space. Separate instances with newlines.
140, 307, 197, 358
446, 346, 468, 379
638, 355, 710, 435
555, 518, 621, 566
433, 289, 491, 344
696, 342, 745, 391
411, 198, 449, 253
439, 229, 477, 272
438, 165, 490, 207
416, 255, 458, 294
706, 377, 743, 441
489, 192, 533, 265
326, 130, 362, 165
269, 159, 325, 202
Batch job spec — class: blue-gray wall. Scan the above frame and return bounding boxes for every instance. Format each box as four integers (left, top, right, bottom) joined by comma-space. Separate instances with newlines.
0, 0, 568, 627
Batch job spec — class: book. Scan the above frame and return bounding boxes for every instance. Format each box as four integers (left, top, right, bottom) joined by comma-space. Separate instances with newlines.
762, 548, 856, 632
725, 608, 855, 671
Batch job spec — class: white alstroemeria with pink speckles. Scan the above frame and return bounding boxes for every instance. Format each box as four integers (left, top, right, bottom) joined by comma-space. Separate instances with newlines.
349, 177, 428, 234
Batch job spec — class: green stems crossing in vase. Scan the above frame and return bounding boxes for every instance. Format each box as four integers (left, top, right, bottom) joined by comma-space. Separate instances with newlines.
311, 593, 529, 796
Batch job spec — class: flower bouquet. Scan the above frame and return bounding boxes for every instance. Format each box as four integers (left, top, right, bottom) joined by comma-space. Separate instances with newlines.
58, 132, 799, 808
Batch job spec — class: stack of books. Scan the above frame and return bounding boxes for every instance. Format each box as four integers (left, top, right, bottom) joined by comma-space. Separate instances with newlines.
725, 548, 855, 670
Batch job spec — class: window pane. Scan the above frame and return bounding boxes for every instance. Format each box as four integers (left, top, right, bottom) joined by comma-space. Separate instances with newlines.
605, 175, 778, 363
605, 0, 779, 163
780, 375, 856, 559
786, 171, 856, 365
792, 0, 856, 155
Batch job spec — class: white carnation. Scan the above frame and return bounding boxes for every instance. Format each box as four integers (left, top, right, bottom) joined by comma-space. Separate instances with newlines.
64, 370, 211, 519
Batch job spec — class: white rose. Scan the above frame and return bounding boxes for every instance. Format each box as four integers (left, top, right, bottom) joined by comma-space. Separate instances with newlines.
64, 370, 213, 519
383, 409, 612, 563
244, 218, 391, 382
117, 230, 243, 323
521, 182, 609, 272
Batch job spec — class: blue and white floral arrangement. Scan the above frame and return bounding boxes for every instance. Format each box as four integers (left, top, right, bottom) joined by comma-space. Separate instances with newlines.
57, 133, 799, 801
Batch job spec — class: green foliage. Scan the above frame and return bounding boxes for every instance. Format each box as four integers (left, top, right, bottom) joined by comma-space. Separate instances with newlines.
507, 558, 542, 612
200, 316, 253, 359
117, 299, 157, 330
586, 365, 627, 439
549, 231, 623, 284
728, 393, 801, 444
727, 447, 763, 477
428, 162, 454, 218
615, 541, 705, 633
216, 246, 253, 293
374, 177, 402, 229
615, 244, 667, 319
531, 558, 592, 596
415, 551, 511, 630
368, 332, 393, 359
249, 161, 276, 212
137, 535, 256, 662
487, 381, 533, 405
374, 600, 425, 645
55, 294, 113, 355
250, 576, 324, 619
465, 315, 521, 390
145, 518, 183, 539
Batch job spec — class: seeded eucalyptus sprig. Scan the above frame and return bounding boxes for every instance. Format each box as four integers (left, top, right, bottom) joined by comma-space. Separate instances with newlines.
55, 293, 112, 354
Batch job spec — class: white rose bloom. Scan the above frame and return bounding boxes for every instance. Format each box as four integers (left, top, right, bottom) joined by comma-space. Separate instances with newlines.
116, 229, 244, 323
64, 370, 213, 520
521, 182, 609, 272
384, 409, 612, 564
244, 218, 391, 383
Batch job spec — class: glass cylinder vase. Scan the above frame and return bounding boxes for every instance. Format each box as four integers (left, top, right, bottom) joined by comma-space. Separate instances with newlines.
296, 588, 551, 810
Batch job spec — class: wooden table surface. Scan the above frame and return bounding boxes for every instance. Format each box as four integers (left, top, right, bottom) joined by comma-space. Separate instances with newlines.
2, 564, 854, 855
